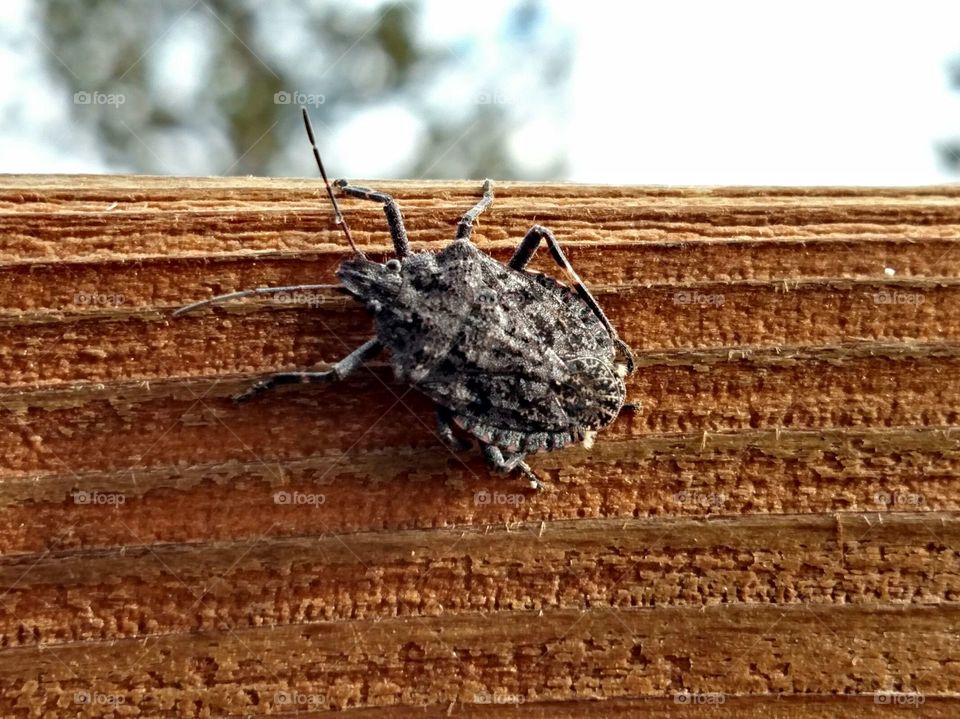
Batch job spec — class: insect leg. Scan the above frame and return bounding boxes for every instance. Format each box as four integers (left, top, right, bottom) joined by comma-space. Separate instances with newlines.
482, 445, 543, 490
436, 405, 472, 452
173, 284, 341, 317
509, 224, 635, 373
232, 338, 382, 403
333, 180, 410, 259
455, 179, 494, 241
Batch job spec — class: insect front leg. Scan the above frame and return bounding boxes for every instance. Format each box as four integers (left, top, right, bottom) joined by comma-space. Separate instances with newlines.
509, 224, 635, 373
333, 180, 410, 258
455, 179, 494, 241
233, 338, 382, 403
482, 445, 543, 491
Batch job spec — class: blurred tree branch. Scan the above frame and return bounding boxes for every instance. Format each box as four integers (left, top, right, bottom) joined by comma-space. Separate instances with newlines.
38, 0, 571, 179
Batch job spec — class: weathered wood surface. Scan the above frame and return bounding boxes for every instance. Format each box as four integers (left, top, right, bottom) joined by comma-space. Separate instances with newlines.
0, 175, 958, 717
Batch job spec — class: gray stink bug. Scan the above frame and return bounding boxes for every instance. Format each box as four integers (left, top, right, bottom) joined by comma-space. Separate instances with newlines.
175, 109, 635, 489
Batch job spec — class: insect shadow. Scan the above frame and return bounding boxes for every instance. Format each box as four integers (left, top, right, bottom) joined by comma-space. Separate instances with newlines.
175, 109, 636, 489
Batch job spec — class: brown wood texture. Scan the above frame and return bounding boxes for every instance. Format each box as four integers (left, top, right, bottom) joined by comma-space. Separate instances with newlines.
0, 175, 958, 717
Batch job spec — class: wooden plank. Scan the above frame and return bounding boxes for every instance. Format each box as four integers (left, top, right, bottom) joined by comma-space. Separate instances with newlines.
0, 605, 954, 715
0, 176, 957, 716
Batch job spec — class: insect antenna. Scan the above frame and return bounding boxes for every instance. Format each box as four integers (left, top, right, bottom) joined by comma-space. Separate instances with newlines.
171, 284, 343, 317
301, 108, 366, 260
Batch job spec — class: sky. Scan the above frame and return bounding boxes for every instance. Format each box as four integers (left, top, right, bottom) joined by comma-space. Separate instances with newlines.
562, 1, 960, 184
2, 0, 960, 185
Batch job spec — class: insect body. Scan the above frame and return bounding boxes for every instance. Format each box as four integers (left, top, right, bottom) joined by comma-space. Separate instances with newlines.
176, 110, 635, 489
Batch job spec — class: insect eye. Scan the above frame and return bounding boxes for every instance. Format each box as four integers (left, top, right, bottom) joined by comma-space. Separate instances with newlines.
478, 288, 498, 305
384, 259, 402, 273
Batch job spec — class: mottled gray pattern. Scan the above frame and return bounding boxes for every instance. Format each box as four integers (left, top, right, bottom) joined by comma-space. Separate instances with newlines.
337, 238, 628, 462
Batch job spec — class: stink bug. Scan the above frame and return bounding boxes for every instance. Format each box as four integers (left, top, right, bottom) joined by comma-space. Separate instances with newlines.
175, 109, 635, 488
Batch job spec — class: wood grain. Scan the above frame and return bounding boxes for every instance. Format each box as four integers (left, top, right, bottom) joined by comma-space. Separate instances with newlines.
0, 175, 957, 717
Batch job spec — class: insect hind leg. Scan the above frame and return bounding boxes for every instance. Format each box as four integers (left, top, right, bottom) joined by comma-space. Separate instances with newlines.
482, 445, 543, 490
455, 179, 494, 241
233, 338, 381, 403
509, 224, 635, 373
333, 180, 410, 259
436, 406, 472, 452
